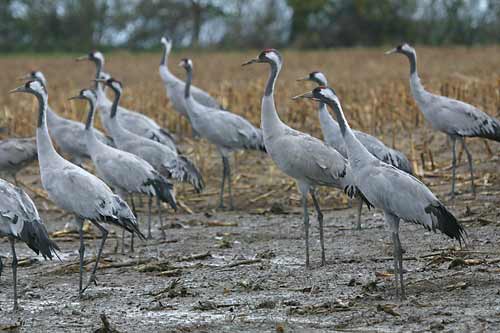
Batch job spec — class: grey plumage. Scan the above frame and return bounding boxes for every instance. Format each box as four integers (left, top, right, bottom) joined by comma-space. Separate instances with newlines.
10, 80, 143, 298
243, 49, 354, 268
76, 51, 177, 149
0, 178, 59, 310
25, 71, 112, 166
0, 137, 37, 183
295, 85, 466, 299
180, 58, 265, 209
387, 43, 499, 197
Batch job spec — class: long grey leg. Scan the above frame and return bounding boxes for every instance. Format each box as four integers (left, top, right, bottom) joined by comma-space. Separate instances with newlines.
147, 195, 153, 239
310, 190, 325, 266
0, 254, 3, 277
450, 136, 457, 197
83, 220, 108, 293
302, 193, 310, 269
394, 232, 406, 300
461, 138, 475, 196
157, 197, 166, 240
218, 156, 226, 209
9, 237, 18, 311
129, 195, 136, 252
356, 200, 363, 230
77, 217, 85, 298
121, 229, 125, 255
391, 232, 400, 299
224, 156, 234, 210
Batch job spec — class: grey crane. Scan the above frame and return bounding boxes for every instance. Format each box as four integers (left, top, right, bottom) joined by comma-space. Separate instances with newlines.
180, 58, 266, 210
76, 51, 177, 150
69, 88, 176, 244
242, 49, 363, 268
159, 36, 223, 120
294, 86, 466, 299
9, 80, 144, 297
0, 178, 59, 310
386, 43, 500, 197
21, 70, 112, 166
298, 71, 413, 229
96, 77, 204, 238
0, 137, 37, 185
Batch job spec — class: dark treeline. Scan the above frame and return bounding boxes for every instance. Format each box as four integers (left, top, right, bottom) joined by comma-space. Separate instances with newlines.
1, 0, 499, 53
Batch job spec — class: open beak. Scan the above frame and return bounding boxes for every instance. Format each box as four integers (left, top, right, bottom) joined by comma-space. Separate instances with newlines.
296, 77, 310, 82
385, 48, 397, 55
75, 55, 89, 61
17, 74, 32, 81
292, 91, 315, 100
241, 58, 259, 67
8, 86, 27, 94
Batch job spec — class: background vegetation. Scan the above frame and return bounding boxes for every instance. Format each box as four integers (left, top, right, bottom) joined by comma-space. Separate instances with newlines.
1, 0, 500, 52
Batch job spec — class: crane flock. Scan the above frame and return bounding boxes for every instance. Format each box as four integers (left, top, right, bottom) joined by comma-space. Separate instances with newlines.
1, 39, 498, 311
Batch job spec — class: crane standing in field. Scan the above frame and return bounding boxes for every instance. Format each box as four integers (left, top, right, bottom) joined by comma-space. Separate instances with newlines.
0, 137, 37, 185
76, 51, 177, 150
69, 88, 176, 246
298, 71, 413, 229
159, 37, 222, 126
0, 178, 59, 310
21, 71, 112, 166
242, 49, 364, 268
180, 58, 266, 210
386, 43, 500, 197
294, 86, 466, 299
96, 77, 204, 238
9, 80, 144, 297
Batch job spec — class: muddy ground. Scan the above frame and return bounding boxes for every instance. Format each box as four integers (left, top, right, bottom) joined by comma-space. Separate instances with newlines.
0, 134, 499, 333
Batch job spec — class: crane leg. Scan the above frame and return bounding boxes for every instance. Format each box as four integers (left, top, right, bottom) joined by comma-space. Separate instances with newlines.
224, 156, 234, 210
13, 174, 18, 186
83, 221, 108, 293
356, 200, 363, 230
157, 197, 166, 240
147, 195, 153, 239
392, 231, 406, 300
77, 217, 85, 298
9, 237, 18, 311
310, 190, 325, 266
461, 138, 475, 196
130, 195, 137, 253
302, 193, 310, 269
450, 137, 457, 198
218, 156, 227, 209
0, 253, 3, 277
121, 229, 125, 255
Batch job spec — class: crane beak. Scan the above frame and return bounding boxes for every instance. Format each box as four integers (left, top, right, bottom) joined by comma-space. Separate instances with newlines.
93, 79, 106, 83
292, 91, 315, 100
385, 48, 397, 55
75, 55, 89, 61
296, 77, 310, 82
8, 86, 27, 94
17, 74, 32, 81
241, 58, 259, 67
68, 96, 83, 101
178, 61, 185, 67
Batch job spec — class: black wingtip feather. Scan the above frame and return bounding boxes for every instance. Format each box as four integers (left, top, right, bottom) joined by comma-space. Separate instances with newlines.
19, 221, 60, 260
149, 176, 177, 210
425, 203, 466, 245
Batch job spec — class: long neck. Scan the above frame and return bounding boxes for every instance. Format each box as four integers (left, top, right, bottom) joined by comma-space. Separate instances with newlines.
85, 99, 96, 130
406, 51, 417, 76
261, 61, 285, 135
160, 45, 168, 66
84, 99, 101, 153
184, 67, 192, 98
318, 102, 342, 146
265, 62, 280, 97
94, 61, 102, 90
35, 93, 61, 166
110, 90, 121, 119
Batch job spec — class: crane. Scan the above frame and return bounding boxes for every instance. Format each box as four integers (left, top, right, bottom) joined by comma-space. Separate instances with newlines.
298, 71, 413, 229
96, 77, 204, 238
69, 88, 176, 244
10, 80, 144, 297
0, 137, 37, 185
386, 43, 500, 197
0, 178, 59, 310
294, 85, 466, 299
242, 49, 363, 268
76, 51, 177, 150
180, 58, 266, 210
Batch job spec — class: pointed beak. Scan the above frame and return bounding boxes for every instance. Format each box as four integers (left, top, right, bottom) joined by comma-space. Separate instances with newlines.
8, 86, 27, 94
292, 91, 315, 100
385, 48, 397, 55
75, 55, 89, 61
93, 79, 106, 83
68, 96, 82, 101
178, 61, 184, 67
296, 77, 310, 82
241, 58, 259, 67
17, 74, 32, 81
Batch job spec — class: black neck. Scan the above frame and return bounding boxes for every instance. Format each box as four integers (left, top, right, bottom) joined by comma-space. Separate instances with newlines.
35, 93, 46, 128
85, 99, 96, 130
94, 61, 102, 89
160, 45, 167, 66
405, 52, 417, 75
265, 62, 279, 96
184, 67, 192, 98
110, 89, 121, 118
326, 100, 348, 137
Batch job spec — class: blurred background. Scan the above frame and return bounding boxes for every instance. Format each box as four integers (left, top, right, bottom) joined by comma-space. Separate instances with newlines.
1, 0, 500, 53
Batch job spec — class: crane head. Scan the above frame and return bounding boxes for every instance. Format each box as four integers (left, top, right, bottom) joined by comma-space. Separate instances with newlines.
385, 43, 415, 56
297, 71, 328, 86
18, 70, 47, 87
160, 36, 173, 54
96, 77, 123, 95
178, 58, 193, 70
9, 80, 47, 97
293, 86, 339, 105
76, 51, 105, 65
69, 89, 97, 104
242, 48, 282, 67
